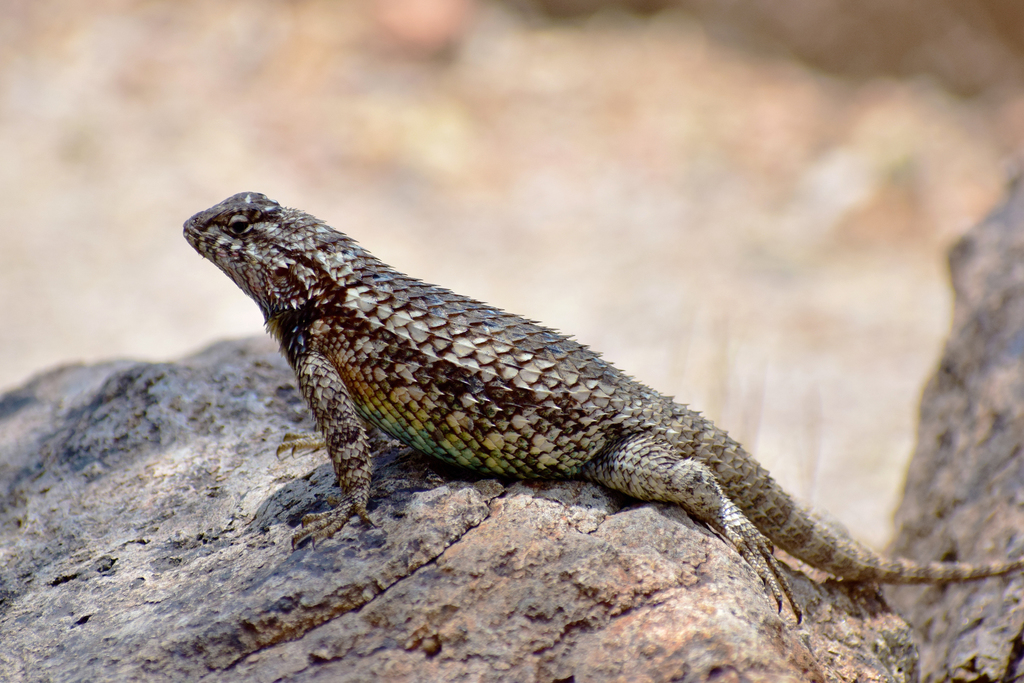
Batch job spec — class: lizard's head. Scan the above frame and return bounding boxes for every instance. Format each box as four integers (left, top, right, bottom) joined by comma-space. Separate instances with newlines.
184, 192, 350, 320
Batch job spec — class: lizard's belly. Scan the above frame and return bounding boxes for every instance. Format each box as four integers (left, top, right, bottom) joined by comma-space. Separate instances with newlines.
351, 393, 597, 479
331, 321, 663, 479
343, 368, 611, 479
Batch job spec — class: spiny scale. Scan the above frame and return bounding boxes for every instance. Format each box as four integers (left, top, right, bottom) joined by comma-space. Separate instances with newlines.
185, 192, 1024, 621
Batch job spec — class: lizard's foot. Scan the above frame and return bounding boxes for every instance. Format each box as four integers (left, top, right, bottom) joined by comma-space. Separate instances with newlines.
291, 495, 374, 549
719, 515, 801, 623
277, 432, 326, 458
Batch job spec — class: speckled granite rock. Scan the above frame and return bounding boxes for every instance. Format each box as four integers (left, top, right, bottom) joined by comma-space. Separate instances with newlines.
888, 180, 1024, 682
0, 338, 915, 682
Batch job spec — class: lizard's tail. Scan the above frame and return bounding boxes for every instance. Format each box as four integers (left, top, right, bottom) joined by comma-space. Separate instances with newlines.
863, 556, 1024, 584
680, 410, 1024, 585
708, 442, 1024, 584
769, 502, 1024, 584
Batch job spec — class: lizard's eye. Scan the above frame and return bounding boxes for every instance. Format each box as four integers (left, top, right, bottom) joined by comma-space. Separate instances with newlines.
226, 213, 253, 236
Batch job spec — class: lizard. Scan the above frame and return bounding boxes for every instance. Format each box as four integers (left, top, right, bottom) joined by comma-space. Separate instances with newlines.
184, 191, 1024, 621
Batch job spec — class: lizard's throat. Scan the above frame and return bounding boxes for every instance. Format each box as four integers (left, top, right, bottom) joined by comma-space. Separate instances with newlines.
264, 302, 320, 364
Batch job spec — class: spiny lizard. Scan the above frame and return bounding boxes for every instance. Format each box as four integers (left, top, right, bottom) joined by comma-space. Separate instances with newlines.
184, 192, 1024, 620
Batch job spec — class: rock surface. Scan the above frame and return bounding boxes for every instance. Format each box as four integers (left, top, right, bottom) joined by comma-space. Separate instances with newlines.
0, 339, 917, 681
888, 181, 1024, 681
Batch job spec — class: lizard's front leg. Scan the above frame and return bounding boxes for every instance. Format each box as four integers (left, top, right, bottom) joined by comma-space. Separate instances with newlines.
290, 351, 373, 549
277, 432, 326, 458
580, 432, 801, 621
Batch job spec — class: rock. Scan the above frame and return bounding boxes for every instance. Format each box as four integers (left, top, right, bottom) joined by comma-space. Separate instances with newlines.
522, 0, 1024, 96
372, 0, 477, 57
1, 338, 915, 681
887, 180, 1024, 681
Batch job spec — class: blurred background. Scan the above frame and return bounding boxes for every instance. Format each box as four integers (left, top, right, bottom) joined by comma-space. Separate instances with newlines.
4, 0, 1024, 549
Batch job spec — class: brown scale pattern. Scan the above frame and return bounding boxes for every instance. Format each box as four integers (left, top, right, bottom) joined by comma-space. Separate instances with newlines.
185, 192, 1024, 621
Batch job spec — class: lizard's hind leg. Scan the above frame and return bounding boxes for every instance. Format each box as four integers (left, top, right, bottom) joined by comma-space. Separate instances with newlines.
580, 433, 800, 621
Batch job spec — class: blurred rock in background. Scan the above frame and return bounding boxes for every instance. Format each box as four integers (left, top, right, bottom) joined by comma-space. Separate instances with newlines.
524, 0, 1024, 96
373, 0, 476, 57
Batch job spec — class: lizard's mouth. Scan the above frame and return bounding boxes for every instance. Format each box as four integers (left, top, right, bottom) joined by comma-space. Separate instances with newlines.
183, 220, 232, 263
182, 218, 210, 256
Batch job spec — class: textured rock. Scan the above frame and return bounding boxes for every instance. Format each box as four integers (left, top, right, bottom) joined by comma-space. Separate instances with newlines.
888, 181, 1024, 681
1, 338, 916, 682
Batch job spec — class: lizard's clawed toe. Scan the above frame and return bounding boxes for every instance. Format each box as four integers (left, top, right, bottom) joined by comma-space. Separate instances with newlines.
291, 497, 370, 549
277, 432, 326, 459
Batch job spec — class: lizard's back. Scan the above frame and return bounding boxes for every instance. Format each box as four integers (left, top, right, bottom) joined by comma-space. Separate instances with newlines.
321, 259, 684, 479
